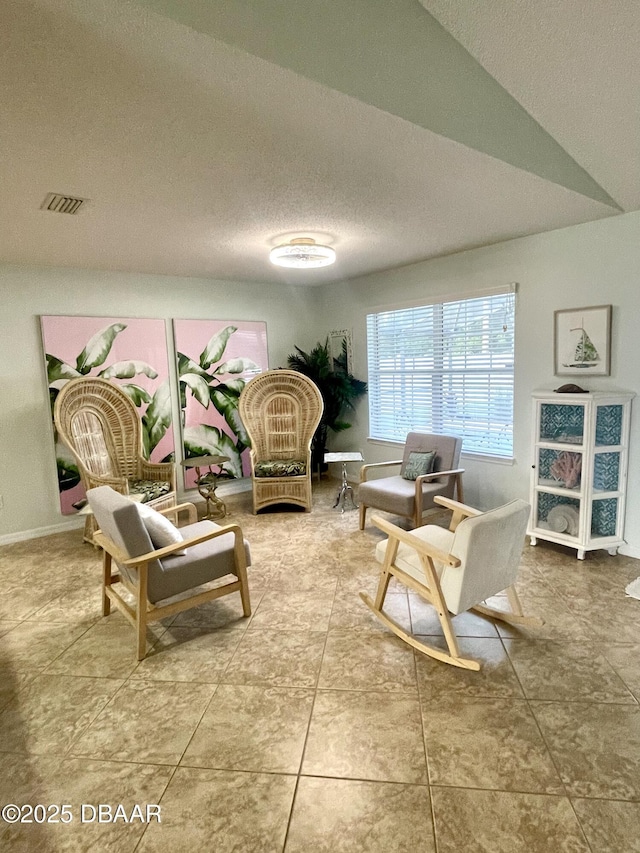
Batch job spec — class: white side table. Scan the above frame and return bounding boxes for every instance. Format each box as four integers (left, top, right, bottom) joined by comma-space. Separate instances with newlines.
324, 451, 364, 512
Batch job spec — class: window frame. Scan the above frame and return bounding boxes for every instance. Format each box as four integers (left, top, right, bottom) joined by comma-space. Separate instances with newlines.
365, 285, 517, 461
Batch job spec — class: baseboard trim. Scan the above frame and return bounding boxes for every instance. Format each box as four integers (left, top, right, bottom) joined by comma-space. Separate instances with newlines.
619, 542, 640, 560
0, 480, 254, 546
0, 518, 84, 546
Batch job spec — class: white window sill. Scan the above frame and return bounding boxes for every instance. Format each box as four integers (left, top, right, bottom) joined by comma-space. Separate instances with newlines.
366, 437, 514, 465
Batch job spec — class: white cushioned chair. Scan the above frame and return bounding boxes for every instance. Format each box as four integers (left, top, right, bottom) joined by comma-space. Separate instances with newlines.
88, 486, 251, 659
361, 496, 542, 670
358, 432, 464, 529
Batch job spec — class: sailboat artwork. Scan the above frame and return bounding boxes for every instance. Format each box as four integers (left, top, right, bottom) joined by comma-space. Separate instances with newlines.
555, 305, 611, 377
563, 320, 600, 369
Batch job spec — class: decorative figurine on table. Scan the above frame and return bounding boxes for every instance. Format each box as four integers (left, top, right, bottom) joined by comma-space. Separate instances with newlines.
180, 455, 231, 519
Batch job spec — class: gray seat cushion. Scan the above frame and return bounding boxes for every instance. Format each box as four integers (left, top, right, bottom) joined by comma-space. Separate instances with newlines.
156, 520, 251, 603
87, 486, 251, 605
359, 475, 444, 517
359, 433, 463, 523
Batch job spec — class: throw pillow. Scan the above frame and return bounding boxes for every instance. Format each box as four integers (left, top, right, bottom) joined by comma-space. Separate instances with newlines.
402, 450, 436, 481
136, 502, 186, 555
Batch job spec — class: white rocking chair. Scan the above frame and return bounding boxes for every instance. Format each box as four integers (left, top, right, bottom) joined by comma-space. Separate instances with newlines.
361, 496, 543, 671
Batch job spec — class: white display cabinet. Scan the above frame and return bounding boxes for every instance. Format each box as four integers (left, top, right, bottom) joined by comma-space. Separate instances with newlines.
528, 391, 634, 559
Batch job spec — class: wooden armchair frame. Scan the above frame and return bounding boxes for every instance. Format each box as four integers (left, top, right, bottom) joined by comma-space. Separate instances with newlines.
358, 432, 464, 530
360, 459, 465, 529
93, 501, 251, 660
361, 496, 542, 671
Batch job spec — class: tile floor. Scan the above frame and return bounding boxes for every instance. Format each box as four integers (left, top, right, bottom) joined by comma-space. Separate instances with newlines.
1, 481, 639, 851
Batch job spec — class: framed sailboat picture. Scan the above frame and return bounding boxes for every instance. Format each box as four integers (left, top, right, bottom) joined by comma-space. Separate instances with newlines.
554, 305, 612, 376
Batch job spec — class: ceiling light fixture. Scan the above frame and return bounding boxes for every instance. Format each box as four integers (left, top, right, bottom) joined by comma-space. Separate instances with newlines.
269, 237, 336, 269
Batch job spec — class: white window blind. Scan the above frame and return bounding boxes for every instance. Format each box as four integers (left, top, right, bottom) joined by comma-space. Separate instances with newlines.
366, 287, 515, 458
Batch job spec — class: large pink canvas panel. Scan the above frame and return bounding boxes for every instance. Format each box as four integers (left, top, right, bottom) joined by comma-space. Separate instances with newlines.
173, 319, 268, 488
42, 316, 174, 515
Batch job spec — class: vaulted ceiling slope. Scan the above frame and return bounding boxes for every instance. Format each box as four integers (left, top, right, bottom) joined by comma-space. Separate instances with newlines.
0, 0, 636, 285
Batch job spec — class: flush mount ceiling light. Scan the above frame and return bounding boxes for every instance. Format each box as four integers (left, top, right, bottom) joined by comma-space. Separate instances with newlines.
269, 237, 336, 269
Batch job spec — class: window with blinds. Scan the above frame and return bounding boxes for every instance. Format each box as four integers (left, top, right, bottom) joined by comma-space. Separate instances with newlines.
366, 287, 516, 458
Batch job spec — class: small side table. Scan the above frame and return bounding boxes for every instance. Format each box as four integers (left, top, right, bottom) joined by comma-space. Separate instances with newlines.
324, 451, 364, 512
181, 455, 230, 519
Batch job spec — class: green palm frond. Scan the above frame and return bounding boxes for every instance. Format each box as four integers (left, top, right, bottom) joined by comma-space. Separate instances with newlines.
287, 337, 367, 461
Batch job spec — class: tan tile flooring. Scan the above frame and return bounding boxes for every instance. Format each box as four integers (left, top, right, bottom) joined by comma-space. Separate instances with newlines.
1, 481, 640, 851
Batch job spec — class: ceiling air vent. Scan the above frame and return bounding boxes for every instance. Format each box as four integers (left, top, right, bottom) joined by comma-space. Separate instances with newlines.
40, 193, 88, 214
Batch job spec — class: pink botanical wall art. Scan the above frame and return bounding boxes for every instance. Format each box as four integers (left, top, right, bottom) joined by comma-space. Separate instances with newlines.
173, 319, 268, 488
41, 315, 174, 515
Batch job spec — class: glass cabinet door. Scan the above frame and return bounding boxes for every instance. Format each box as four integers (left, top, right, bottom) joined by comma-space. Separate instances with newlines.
536, 447, 582, 490
593, 452, 620, 492
595, 405, 623, 446
535, 493, 580, 536
539, 403, 584, 444
591, 498, 618, 537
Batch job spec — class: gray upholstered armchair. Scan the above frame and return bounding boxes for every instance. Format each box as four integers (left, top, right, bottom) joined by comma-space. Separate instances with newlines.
358, 432, 464, 529
87, 486, 251, 659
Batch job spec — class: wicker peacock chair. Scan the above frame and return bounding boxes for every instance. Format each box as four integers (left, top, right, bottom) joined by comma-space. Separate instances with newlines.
54, 377, 176, 542
238, 369, 323, 513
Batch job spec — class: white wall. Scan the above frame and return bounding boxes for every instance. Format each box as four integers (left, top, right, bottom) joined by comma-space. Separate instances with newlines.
0, 264, 320, 540
318, 210, 640, 558
2, 211, 640, 556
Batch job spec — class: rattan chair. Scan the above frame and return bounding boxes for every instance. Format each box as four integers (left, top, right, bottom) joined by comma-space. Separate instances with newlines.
238, 369, 323, 513
54, 377, 176, 542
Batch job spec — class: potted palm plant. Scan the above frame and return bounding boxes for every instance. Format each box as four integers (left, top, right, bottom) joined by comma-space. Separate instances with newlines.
287, 337, 367, 470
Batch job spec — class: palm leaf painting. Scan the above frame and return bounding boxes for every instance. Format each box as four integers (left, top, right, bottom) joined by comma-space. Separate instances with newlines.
41, 316, 174, 513
174, 319, 268, 487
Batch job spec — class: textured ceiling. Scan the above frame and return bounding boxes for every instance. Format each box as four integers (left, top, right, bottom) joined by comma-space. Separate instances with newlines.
0, 0, 636, 286
422, 0, 640, 213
